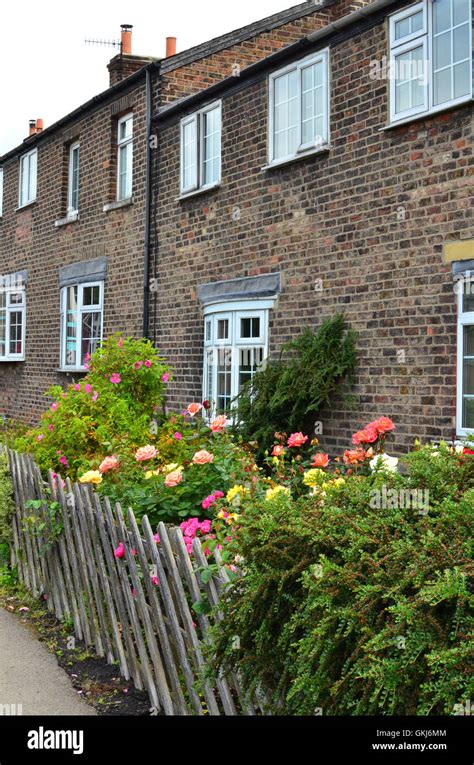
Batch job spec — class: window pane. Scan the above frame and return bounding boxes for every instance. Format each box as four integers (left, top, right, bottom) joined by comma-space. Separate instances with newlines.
70, 146, 80, 211
454, 0, 470, 26
434, 30, 451, 70
434, 68, 452, 105
0, 299, 6, 357
463, 325, 474, 428
118, 142, 132, 200
65, 286, 78, 367
454, 61, 470, 100
8, 311, 23, 355
463, 286, 474, 313
28, 152, 37, 202
83, 286, 100, 307
395, 46, 425, 112
203, 107, 221, 186
239, 347, 264, 390
433, 0, 451, 34
119, 116, 133, 142
205, 348, 214, 404
273, 69, 299, 159
81, 312, 102, 365
464, 326, 474, 358
453, 25, 470, 63
301, 61, 325, 146
240, 317, 260, 339
216, 347, 232, 414
182, 120, 197, 190
217, 318, 229, 340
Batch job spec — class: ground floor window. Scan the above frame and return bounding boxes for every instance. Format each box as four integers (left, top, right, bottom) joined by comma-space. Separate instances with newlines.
203, 305, 269, 418
60, 282, 103, 370
457, 277, 474, 435
0, 274, 26, 361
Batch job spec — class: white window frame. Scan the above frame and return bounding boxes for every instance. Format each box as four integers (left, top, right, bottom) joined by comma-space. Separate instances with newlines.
0, 279, 26, 362
18, 148, 37, 208
457, 277, 474, 437
0, 167, 3, 217
67, 142, 80, 215
389, 0, 473, 125
117, 113, 133, 201
180, 101, 222, 195
60, 281, 104, 371
202, 300, 272, 419
268, 49, 330, 167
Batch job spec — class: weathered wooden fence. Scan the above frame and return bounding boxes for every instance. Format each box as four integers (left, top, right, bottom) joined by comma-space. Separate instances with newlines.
2, 446, 259, 716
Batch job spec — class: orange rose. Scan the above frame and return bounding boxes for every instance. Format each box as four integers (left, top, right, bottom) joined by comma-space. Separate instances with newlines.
352, 428, 378, 446
311, 453, 330, 468
99, 455, 120, 474
343, 449, 366, 466
210, 415, 228, 432
287, 432, 308, 448
272, 445, 285, 457
135, 445, 158, 462
192, 450, 214, 465
187, 403, 203, 417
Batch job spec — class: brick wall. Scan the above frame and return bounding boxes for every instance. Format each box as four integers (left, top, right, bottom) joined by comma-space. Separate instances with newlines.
0, 79, 149, 422
149, 12, 474, 454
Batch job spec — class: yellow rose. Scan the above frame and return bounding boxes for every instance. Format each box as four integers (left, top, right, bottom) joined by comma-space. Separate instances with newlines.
265, 485, 291, 502
226, 485, 248, 504
79, 470, 103, 485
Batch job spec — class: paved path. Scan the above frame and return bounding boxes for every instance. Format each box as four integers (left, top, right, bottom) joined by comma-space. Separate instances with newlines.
0, 607, 96, 715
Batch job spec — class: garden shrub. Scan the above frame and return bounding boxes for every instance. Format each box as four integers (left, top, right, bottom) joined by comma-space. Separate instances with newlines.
208, 441, 474, 715
15, 335, 170, 478
235, 315, 357, 458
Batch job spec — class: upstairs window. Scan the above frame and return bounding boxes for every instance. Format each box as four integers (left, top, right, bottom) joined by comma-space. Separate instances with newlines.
180, 102, 221, 195
0, 168, 3, 216
60, 282, 103, 370
19, 149, 37, 207
0, 276, 26, 361
117, 114, 133, 201
269, 50, 329, 165
203, 306, 268, 418
67, 142, 80, 215
389, 0, 472, 124
457, 278, 474, 435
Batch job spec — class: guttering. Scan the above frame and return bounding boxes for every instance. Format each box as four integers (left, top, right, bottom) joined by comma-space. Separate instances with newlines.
154, 0, 401, 124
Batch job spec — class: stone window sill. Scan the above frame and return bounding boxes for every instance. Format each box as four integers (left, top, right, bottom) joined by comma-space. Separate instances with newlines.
103, 197, 133, 213
57, 368, 87, 374
55, 212, 80, 228
380, 97, 474, 132
16, 200, 36, 212
178, 183, 221, 202
262, 145, 330, 171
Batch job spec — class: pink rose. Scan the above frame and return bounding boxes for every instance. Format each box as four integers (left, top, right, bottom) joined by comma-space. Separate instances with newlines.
161, 373, 170, 383
173, 432, 183, 440
37, 434, 44, 442
164, 470, 183, 488
84, 384, 92, 394
59, 456, 69, 468
134, 361, 143, 370
114, 543, 125, 559
153, 533, 160, 544
73, 383, 81, 391
214, 490, 224, 499
151, 576, 159, 586
210, 415, 228, 433
287, 432, 308, 448
192, 450, 214, 465
135, 445, 158, 462
272, 445, 284, 457
144, 360, 152, 368
92, 391, 99, 402
311, 453, 330, 469
199, 520, 212, 534
117, 338, 124, 348
110, 373, 121, 384
99, 455, 120, 474
50, 402, 59, 412
187, 403, 203, 417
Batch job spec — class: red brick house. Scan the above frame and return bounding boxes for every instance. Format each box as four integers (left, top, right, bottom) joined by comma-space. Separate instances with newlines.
0, 1, 355, 423
149, 0, 474, 452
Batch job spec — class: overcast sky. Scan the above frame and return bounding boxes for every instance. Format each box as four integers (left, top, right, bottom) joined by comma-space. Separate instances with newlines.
0, 0, 300, 155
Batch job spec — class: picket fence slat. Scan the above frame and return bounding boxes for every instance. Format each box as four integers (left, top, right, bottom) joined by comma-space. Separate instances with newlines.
2, 446, 264, 716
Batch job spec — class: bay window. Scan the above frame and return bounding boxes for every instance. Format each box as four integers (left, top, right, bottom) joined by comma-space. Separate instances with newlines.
389, 0, 472, 124
457, 278, 474, 435
203, 304, 269, 418
60, 282, 103, 370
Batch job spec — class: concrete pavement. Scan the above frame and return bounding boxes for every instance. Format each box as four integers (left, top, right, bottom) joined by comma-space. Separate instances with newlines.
0, 607, 96, 715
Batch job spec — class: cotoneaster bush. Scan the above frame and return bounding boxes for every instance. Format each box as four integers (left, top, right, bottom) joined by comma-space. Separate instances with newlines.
207, 433, 474, 716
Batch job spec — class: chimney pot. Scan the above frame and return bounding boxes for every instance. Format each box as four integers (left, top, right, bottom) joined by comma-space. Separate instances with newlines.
29, 120, 37, 136
36, 118, 44, 133
166, 37, 177, 57
121, 24, 133, 55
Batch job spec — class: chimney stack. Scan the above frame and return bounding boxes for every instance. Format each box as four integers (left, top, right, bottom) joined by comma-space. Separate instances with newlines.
166, 37, 177, 57
121, 24, 133, 55
29, 119, 44, 136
